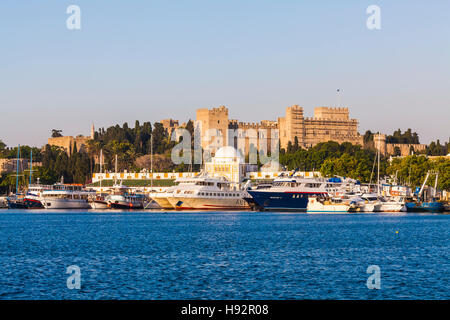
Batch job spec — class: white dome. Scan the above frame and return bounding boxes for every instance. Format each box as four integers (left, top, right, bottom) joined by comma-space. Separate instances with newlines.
214, 146, 244, 163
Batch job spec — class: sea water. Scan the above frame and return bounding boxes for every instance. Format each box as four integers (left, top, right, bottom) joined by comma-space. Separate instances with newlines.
0, 209, 448, 300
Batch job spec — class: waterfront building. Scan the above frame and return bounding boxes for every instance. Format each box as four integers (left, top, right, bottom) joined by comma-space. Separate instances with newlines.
204, 146, 255, 184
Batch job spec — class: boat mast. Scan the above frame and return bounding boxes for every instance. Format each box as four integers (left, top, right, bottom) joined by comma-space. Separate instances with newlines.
377, 135, 380, 196
368, 150, 377, 192
114, 154, 118, 185
418, 171, 430, 200
16, 145, 20, 194
150, 134, 153, 190
433, 172, 438, 198
99, 149, 103, 190
29, 149, 33, 186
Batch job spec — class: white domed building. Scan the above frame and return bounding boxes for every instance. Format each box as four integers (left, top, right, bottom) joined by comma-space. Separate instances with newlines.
205, 146, 248, 184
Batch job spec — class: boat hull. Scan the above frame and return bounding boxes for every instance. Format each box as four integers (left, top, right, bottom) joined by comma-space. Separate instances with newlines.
42, 198, 91, 209
168, 196, 250, 210
247, 191, 327, 211
7, 200, 28, 209
151, 196, 174, 209
405, 202, 444, 212
307, 199, 350, 213
108, 201, 144, 210
378, 203, 404, 212
90, 200, 109, 209
23, 198, 44, 209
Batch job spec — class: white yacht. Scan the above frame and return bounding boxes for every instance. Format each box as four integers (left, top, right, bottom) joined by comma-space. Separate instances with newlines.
307, 196, 352, 213
42, 184, 93, 209
376, 196, 406, 212
167, 175, 250, 210
347, 193, 381, 212
149, 186, 177, 209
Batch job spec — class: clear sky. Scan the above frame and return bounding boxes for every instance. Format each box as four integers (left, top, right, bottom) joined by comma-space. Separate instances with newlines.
1, 0, 449, 147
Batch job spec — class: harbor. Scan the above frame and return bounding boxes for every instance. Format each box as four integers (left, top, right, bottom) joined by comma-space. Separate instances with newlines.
0, 1, 449, 304
1, 146, 448, 213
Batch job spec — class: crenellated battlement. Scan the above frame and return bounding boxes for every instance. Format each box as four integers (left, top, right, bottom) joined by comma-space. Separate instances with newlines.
197, 104, 362, 153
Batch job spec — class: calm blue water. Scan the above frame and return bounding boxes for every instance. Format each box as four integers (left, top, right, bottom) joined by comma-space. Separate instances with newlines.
0, 209, 448, 300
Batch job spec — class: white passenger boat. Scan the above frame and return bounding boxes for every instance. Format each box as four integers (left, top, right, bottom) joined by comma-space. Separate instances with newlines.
167, 176, 250, 210
149, 186, 176, 209
42, 184, 93, 209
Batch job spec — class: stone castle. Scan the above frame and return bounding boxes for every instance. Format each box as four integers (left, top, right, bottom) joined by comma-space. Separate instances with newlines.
47, 124, 95, 155
374, 133, 427, 157
44, 107, 428, 159
196, 105, 363, 155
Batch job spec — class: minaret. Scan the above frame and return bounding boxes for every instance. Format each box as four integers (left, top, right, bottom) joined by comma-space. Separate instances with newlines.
91, 123, 95, 139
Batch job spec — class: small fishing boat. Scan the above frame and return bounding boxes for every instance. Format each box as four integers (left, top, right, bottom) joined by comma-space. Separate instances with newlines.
405, 172, 444, 213
405, 201, 444, 213
89, 193, 109, 209
105, 184, 146, 209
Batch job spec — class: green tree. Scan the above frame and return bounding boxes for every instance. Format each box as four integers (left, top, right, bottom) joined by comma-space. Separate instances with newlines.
51, 129, 63, 138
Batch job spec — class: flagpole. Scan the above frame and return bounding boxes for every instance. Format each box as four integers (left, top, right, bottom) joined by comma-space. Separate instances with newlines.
336, 89, 341, 107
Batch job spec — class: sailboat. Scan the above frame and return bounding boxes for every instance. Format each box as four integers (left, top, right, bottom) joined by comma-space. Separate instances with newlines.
6, 145, 28, 209
104, 155, 146, 209
89, 149, 109, 209
22, 149, 49, 208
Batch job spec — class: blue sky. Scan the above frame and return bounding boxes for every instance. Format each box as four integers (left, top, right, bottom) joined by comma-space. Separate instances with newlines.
1, 0, 449, 147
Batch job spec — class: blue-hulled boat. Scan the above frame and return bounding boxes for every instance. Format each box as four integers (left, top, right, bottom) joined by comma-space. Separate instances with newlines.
247, 176, 330, 211
405, 201, 444, 213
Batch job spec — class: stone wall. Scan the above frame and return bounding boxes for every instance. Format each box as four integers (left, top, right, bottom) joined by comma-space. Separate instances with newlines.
47, 136, 91, 155
0, 158, 29, 174
374, 133, 427, 156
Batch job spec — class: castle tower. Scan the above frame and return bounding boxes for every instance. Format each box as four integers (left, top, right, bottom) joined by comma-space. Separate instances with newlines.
278, 105, 304, 149
196, 106, 229, 155
374, 133, 387, 156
